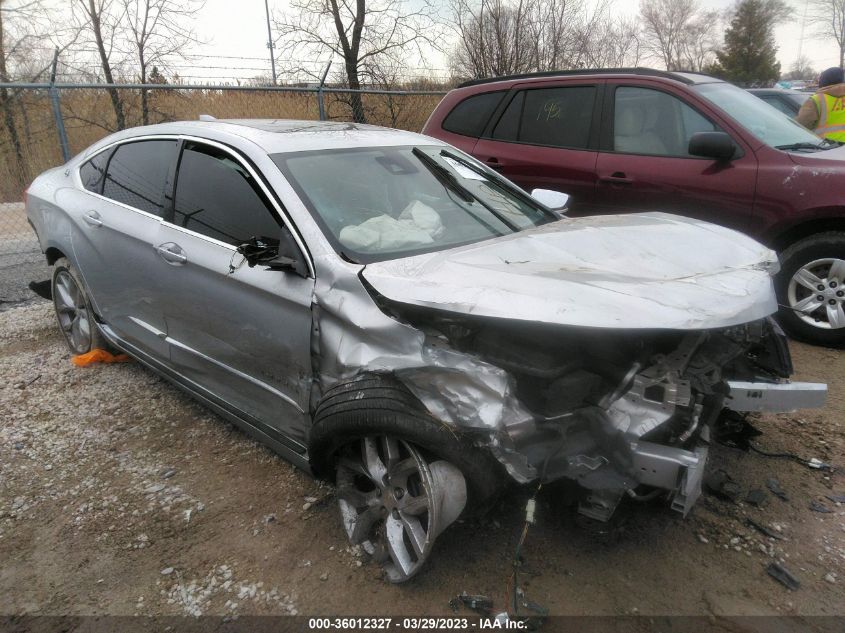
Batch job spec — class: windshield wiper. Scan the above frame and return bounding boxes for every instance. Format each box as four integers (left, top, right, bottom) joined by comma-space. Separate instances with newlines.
439, 149, 560, 220
775, 140, 839, 151
411, 147, 520, 232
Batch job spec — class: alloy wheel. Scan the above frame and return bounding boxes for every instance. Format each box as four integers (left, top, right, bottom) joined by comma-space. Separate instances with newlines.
335, 436, 466, 583
787, 258, 845, 330
53, 270, 93, 354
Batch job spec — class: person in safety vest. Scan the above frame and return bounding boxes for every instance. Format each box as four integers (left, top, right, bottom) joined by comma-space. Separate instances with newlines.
797, 66, 845, 142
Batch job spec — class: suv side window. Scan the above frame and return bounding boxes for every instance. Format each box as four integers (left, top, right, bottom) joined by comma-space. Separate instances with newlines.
102, 140, 176, 215
172, 142, 281, 246
613, 86, 717, 157
493, 86, 596, 149
442, 91, 506, 138
760, 95, 795, 117
80, 150, 110, 193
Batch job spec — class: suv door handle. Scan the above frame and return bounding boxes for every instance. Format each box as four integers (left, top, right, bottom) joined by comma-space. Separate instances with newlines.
485, 157, 504, 171
156, 242, 187, 265
599, 172, 633, 185
83, 211, 103, 228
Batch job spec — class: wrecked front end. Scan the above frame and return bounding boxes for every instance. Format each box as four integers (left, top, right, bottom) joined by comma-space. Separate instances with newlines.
310, 215, 827, 523
389, 308, 823, 521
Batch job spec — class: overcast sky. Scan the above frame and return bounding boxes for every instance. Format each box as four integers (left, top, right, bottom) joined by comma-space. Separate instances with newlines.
97, 0, 842, 82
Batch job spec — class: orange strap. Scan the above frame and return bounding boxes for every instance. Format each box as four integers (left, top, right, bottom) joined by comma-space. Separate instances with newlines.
71, 349, 131, 366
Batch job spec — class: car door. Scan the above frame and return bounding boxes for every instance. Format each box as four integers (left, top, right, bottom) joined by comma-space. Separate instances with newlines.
472, 80, 604, 214
155, 138, 315, 449
69, 138, 177, 358
593, 83, 758, 234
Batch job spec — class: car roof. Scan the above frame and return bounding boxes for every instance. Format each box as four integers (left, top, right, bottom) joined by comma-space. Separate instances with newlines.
457, 68, 724, 89
110, 119, 443, 155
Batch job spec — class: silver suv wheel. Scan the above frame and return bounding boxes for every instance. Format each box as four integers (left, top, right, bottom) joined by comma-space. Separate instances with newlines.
787, 257, 845, 330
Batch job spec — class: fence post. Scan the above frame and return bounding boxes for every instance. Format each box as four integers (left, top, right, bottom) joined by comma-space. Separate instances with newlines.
317, 60, 332, 121
49, 48, 70, 163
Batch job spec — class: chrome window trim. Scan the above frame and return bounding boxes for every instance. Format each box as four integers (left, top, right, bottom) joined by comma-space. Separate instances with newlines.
74, 132, 316, 278
74, 134, 180, 222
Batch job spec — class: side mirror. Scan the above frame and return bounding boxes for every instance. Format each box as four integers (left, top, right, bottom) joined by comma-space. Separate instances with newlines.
688, 132, 737, 161
531, 188, 570, 211
236, 226, 309, 278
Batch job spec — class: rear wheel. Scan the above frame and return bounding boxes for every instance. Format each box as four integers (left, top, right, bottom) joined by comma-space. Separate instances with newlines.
776, 232, 845, 348
51, 257, 107, 354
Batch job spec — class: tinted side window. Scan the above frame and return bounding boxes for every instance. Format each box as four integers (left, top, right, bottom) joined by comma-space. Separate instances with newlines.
519, 87, 596, 149
102, 140, 175, 215
492, 91, 524, 140
173, 142, 281, 245
614, 87, 717, 157
80, 150, 110, 193
442, 91, 505, 138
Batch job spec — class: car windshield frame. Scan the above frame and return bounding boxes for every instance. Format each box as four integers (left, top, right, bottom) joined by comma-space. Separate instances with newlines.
272, 144, 559, 264
695, 82, 826, 150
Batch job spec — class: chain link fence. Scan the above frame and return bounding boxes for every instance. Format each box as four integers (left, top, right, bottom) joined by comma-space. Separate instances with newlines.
0, 82, 447, 303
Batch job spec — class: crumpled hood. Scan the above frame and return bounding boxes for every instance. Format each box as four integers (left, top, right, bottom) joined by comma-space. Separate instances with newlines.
361, 213, 779, 330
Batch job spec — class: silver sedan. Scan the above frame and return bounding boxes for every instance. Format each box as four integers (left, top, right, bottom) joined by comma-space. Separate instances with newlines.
26, 120, 826, 582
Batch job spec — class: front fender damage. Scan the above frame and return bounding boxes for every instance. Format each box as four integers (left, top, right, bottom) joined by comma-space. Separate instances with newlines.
310, 258, 825, 522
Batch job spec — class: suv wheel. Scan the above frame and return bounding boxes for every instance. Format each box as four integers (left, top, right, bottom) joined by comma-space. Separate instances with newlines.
51, 257, 108, 355
776, 232, 845, 348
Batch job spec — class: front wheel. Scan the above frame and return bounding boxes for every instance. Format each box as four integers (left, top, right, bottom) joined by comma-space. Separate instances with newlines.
335, 436, 466, 583
776, 232, 845, 348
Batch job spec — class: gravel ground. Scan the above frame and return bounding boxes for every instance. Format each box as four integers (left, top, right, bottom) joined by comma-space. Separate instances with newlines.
1, 300, 844, 619
0, 203, 47, 303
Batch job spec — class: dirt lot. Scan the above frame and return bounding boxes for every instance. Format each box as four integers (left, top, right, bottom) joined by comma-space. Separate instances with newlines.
1, 300, 844, 620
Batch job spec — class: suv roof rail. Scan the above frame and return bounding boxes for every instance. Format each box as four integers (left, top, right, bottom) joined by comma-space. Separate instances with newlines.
456, 67, 701, 88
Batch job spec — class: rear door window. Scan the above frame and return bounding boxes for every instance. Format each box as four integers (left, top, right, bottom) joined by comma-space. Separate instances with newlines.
102, 140, 176, 215
442, 91, 506, 138
493, 86, 596, 149
172, 141, 281, 246
80, 150, 110, 193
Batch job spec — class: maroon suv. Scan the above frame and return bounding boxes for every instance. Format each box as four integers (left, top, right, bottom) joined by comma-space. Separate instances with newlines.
423, 69, 845, 347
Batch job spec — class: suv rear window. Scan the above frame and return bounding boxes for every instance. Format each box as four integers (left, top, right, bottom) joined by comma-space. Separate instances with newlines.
442, 91, 505, 138
494, 86, 596, 149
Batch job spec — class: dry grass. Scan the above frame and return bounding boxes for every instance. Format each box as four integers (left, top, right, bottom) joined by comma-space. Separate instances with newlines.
0, 87, 444, 202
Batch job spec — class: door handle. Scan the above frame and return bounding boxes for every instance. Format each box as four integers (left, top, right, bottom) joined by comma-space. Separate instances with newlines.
156, 242, 187, 265
83, 211, 103, 228
599, 172, 633, 185
485, 157, 504, 171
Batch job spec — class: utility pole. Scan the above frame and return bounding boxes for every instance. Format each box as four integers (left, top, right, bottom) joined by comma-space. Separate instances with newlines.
264, 0, 277, 85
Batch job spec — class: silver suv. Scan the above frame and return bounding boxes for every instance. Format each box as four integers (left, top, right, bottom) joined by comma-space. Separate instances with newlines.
26, 119, 826, 582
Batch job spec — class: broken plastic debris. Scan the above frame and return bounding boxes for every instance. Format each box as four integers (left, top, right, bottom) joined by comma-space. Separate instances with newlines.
449, 592, 493, 615
746, 518, 785, 541
766, 478, 788, 501
71, 349, 131, 366
746, 489, 768, 507
766, 562, 800, 590
809, 500, 833, 513
704, 469, 741, 502
826, 494, 845, 504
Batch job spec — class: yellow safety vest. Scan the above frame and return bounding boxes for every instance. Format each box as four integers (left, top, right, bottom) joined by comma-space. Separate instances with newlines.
812, 92, 845, 142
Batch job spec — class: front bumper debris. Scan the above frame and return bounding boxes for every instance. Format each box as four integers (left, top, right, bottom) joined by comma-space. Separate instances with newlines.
725, 381, 828, 412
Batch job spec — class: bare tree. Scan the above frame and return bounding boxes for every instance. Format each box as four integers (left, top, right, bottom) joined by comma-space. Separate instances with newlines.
639, 0, 704, 70
448, 0, 638, 80
273, 0, 444, 122
808, 0, 845, 68
450, 0, 535, 79
784, 54, 816, 80
1, 0, 74, 178
73, 0, 126, 129
119, 0, 203, 125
